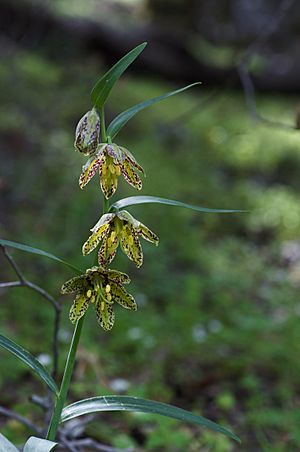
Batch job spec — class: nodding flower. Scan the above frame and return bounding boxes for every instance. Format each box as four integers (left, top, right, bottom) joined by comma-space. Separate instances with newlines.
61, 266, 136, 331
79, 143, 145, 199
82, 210, 159, 268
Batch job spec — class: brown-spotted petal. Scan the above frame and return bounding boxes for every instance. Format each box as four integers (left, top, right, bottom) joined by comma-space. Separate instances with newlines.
120, 225, 143, 267
110, 282, 137, 310
99, 155, 119, 199
95, 300, 115, 331
106, 269, 131, 285
69, 293, 90, 323
98, 229, 119, 266
137, 222, 159, 245
79, 153, 104, 189
121, 160, 142, 191
82, 214, 114, 255
61, 276, 86, 294
120, 147, 145, 175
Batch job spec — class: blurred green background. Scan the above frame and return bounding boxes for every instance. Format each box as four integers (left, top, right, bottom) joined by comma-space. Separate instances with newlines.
1, 0, 300, 450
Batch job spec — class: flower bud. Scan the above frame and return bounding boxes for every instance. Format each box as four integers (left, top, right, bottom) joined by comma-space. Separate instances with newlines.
74, 108, 100, 155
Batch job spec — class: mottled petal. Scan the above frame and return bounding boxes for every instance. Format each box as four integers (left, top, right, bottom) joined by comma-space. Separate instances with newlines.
106, 270, 131, 284
110, 282, 137, 310
69, 293, 89, 323
120, 147, 145, 175
95, 300, 115, 331
79, 153, 104, 189
82, 222, 111, 255
137, 222, 159, 245
99, 156, 119, 199
120, 225, 143, 267
98, 230, 119, 266
121, 160, 142, 191
61, 276, 86, 294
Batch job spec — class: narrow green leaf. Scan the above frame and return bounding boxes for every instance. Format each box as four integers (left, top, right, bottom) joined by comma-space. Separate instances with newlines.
0, 334, 58, 395
61, 396, 240, 443
107, 82, 200, 139
0, 239, 81, 274
0, 434, 18, 452
23, 437, 57, 452
91, 43, 147, 108
110, 196, 246, 214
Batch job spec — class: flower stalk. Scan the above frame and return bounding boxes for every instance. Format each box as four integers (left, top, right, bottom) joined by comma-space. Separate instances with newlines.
46, 317, 84, 441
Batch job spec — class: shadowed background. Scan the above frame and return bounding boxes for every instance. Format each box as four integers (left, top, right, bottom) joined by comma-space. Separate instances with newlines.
1, 0, 300, 450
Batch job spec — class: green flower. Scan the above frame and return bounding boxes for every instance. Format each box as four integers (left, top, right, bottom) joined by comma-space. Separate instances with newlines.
79, 143, 144, 198
82, 210, 159, 268
74, 108, 100, 155
61, 266, 136, 331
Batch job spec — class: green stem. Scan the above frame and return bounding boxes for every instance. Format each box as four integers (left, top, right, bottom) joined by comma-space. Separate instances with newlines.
46, 317, 84, 440
100, 106, 107, 142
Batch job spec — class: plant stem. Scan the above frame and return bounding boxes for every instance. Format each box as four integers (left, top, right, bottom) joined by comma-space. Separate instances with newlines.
100, 107, 107, 142
46, 317, 84, 441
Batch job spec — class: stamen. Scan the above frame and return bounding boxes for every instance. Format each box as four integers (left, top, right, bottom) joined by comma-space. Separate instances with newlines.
109, 164, 115, 174
86, 289, 92, 298
115, 165, 121, 176
105, 284, 111, 293
107, 293, 112, 302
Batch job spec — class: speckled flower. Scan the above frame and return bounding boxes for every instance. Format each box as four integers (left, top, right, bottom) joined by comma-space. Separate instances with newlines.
74, 108, 100, 155
79, 143, 144, 198
61, 266, 137, 331
82, 210, 159, 268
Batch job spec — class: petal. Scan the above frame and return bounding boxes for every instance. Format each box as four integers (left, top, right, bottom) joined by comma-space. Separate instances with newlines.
99, 157, 119, 199
79, 153, 104, 189
106, 144, 122, 161
98, 230, 119, 266
82, 222, 111, 256
120, 225, 143, 267
61, 276, 86, 294
110, 282, 137, 310
95, 300, 115, 331
120, 147, 145, 175
106, 270, 131, 284
120, 160, 142, 191
137, 222, 159, 245
69, 294, 89, 323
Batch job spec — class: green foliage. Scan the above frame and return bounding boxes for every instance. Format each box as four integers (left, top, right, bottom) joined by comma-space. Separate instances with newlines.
1, 47, 300, 449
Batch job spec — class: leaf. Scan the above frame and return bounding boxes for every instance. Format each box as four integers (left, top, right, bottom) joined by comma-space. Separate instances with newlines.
107, 82, 200, 139
0, 334, 58, 395
91, 43, 147, 108
0, 239, 81, 274
0, 434, 18, 452
61, 396, 240, 443
23, 437, 57, 452
110, 196, 246, 214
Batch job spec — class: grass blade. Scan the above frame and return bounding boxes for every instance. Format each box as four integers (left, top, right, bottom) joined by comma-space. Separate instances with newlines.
61, 396, 240, 443
110, 196, 246, 214
91, 43, 147, 108
0, 239, 81, 274
107, 82, 200, 139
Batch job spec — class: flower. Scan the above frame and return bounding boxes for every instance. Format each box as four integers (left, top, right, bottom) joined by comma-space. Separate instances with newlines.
82, 210, 159, 268
61, 266, 137, 331
74, 108, 100, 155
79, 143, 144, 198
